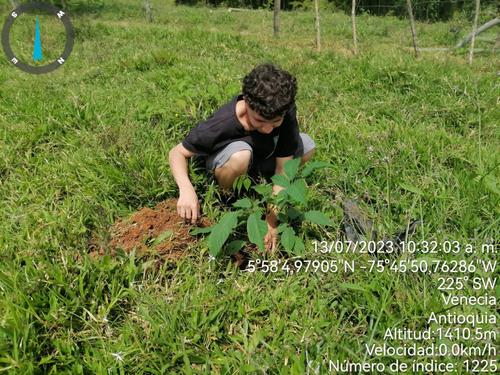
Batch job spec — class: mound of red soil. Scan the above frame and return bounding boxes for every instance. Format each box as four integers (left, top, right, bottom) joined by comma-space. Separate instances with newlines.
103, 199, 210, 260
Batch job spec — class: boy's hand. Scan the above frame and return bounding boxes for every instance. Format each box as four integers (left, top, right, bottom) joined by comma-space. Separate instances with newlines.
264, 225, 278, 252
177, 188, 200, 224
169, 143, 199, 224
264, 204, 279, 252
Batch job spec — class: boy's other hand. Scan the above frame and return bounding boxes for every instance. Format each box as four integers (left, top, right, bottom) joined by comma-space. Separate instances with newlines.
177, 188, 200, 224
264, 225, 278, 252
265, 203, 279, 252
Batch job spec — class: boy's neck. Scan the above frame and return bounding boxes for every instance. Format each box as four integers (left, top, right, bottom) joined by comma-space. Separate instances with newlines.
235, 99, 253, 132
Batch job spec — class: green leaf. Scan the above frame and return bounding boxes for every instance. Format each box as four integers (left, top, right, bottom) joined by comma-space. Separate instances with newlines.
152, 230, 174, 245
207, 211, 239, 257
277, 213, 287, 222
400, 182, 424, 196
286, 179, 307, 204
233, 198, 252, 209
243, 177, 251, 191
339, 283, 368, 292
284, 158, 302, 180
286, 207, 304, 221
226, 240, 246, 255
271, 174, 290, 188
233, 175, 252, 193
234, 177, 242, 191
253, 184, 272, 197
482, 175, 500, 196
276, 223, 288, 233
301, 161, 330, 178
304, 210, 332, 226
190, 226, 213, 235
246, 212, 268, 251
247, 329, 263, 353
293, 237, 305, 255
281, 226, 295, 252
275, 189, 289, 205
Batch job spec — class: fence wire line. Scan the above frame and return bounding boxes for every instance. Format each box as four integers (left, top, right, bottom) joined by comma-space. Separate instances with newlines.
354, 1, 486, 10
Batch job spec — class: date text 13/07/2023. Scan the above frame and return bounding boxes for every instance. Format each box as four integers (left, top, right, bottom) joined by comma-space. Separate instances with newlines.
311, 239, 496, 255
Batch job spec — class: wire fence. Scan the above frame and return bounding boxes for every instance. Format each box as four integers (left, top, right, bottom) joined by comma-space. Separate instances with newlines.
174, 0, 499, 60
282, 0, 499, 62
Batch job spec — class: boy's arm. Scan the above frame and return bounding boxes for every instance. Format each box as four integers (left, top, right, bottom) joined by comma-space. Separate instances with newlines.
169, 143, 200, 224
264, 156, 293, 251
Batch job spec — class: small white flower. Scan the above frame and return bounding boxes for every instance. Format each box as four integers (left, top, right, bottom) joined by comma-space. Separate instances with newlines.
111, 352, 123, 362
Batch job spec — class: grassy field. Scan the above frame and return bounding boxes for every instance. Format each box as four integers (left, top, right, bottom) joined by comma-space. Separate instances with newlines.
0, 0, 498, 373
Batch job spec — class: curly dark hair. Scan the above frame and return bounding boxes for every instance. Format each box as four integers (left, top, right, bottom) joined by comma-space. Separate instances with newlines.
242, 63, 297, 120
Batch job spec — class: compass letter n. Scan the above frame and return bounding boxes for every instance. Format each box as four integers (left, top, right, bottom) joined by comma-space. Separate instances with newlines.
57, 57, 65, 64
56, 11, 65, 19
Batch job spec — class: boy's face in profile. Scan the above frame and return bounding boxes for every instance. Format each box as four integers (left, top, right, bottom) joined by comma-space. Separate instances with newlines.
246, 103, 284, 134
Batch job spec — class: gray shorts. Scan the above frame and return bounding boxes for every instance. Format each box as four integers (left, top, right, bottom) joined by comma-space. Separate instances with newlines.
199, 133, 315, 178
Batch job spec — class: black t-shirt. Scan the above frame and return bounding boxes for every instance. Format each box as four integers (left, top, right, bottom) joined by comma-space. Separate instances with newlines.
182, 94, 300, 161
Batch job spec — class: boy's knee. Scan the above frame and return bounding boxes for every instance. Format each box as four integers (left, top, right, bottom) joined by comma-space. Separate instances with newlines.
214, 149, 252, 190
224, 149, 252, 174
299, 133, 315, 165
302, 148, 315, 164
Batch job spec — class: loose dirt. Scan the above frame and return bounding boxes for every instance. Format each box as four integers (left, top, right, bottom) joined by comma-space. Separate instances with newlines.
91, 198, 211, 260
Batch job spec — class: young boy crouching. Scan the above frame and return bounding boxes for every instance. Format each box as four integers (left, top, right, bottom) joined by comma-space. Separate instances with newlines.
169, 63, 315, 251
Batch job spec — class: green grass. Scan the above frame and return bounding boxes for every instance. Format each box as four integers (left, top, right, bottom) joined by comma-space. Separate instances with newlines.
0, 1, 498, 373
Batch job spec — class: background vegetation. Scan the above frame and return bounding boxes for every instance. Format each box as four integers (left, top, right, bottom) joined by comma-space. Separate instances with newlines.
25, 0, 500, 21
0, 0, 498, 373
174, 0, 499, 22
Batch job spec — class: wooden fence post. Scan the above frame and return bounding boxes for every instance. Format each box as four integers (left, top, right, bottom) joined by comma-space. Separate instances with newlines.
274, 0, 281, 37
314, 0, 321, 51
351, 0, 358, 55
145, 0, 153, 23
406, 0, 419, 58
469, 0, 481, 64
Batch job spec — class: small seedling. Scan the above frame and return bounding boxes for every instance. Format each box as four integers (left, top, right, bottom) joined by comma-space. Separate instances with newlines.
194, 159, 332, 257
232, 175, 252, 195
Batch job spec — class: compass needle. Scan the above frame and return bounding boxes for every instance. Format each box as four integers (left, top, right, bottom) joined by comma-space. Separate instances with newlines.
33, 15, 43, 62
2, 2, 74, 74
